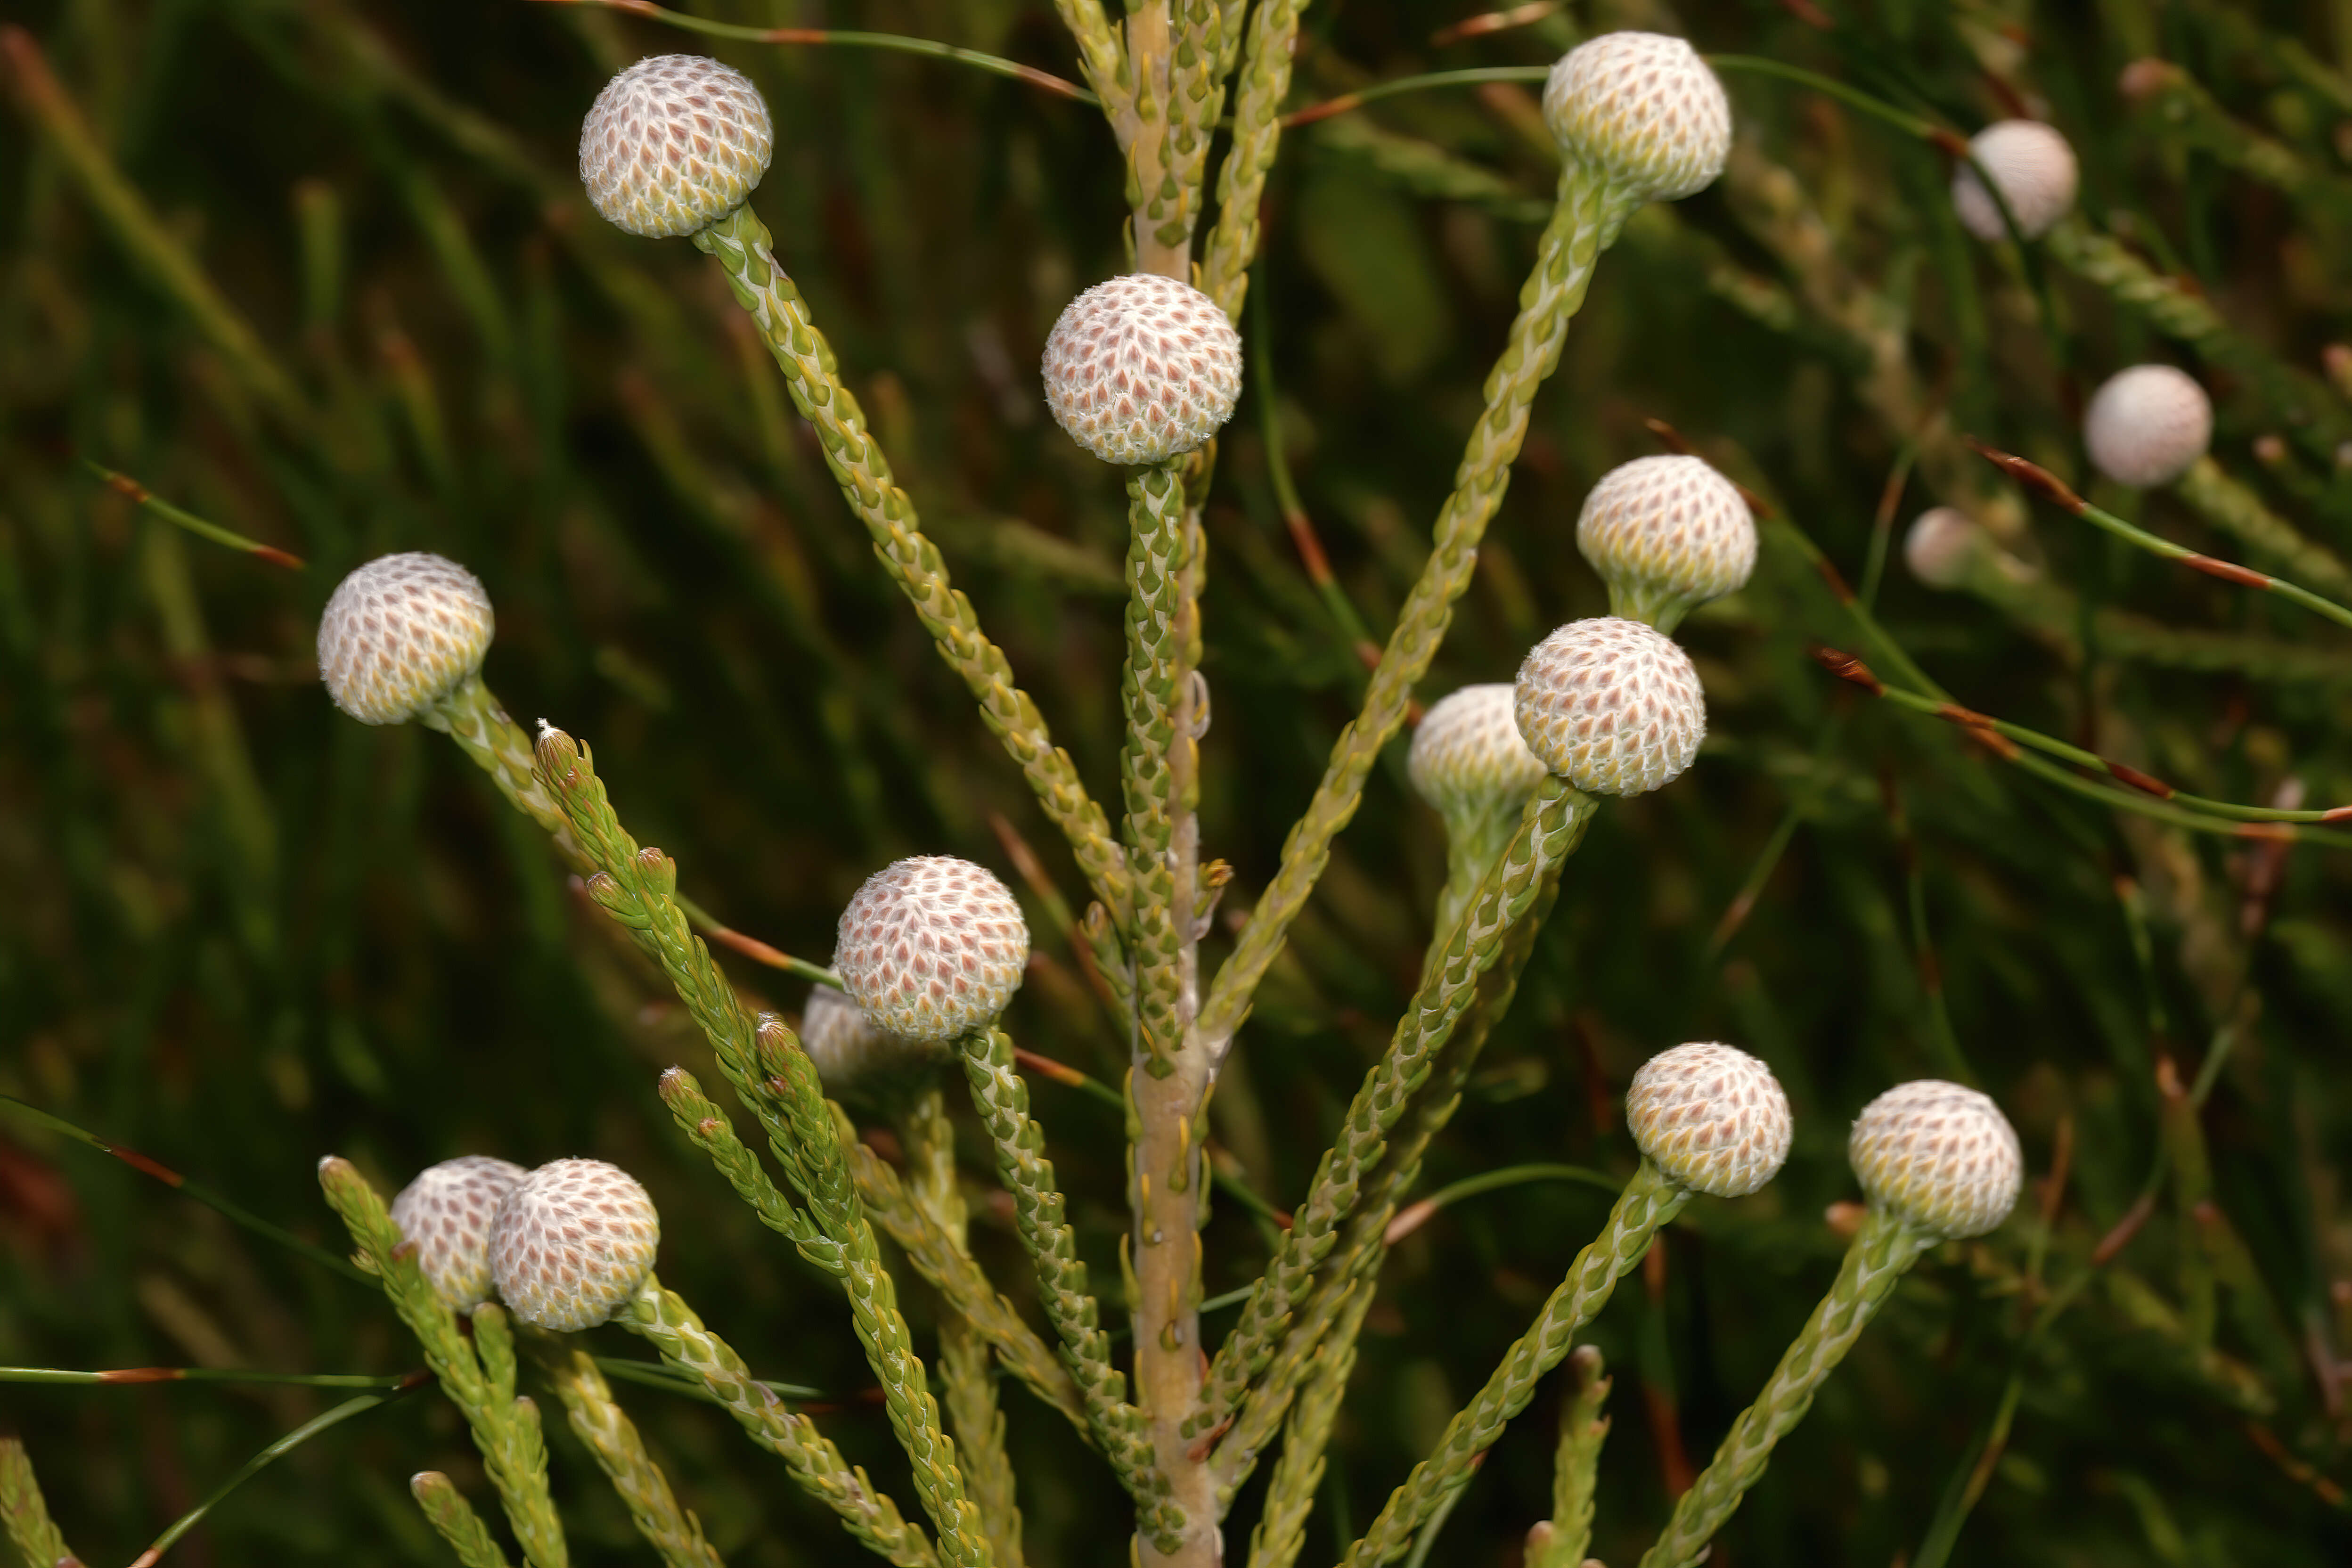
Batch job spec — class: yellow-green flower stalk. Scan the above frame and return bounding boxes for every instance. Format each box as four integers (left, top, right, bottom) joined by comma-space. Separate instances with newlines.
1639, 1080, 2024, 1568
1200, 31, 1735, 1058
1040, 266, 1244, 1567
576, 56, 1131, 929
1196, 617, 1707, 1453
1343, 1042, 1793, 1568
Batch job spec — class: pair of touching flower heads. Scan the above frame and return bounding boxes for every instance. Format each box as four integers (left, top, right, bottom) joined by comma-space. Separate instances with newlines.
387, 1154, 660, 1334
1605, 1044, 2021, 1560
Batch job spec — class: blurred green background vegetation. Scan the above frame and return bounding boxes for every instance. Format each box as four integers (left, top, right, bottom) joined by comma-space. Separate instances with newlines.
6, 0, 2352, 1563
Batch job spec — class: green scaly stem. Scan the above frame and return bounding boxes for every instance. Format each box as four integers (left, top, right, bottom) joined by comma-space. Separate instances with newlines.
1047, 0, 1128, 114
1124, 462, 1193, 1077
1638, 1209, 1933, 1568
901, 1086, 1028, 1568
1241, 1269, 1376, 1568
430, 674, 582, 859
1197, 165, 1639, 1058
692, 203, 1131, 933
623, 1277, 938, 1568
533, 729, 989, 1568
316, 1160, 568, 1568
1345, 1162, 1692, 1568
1530, 1348, 1612, 1568
410, 1473, 513, 1568
1210, 819, 1571, 1499
0, 1438, 72, 1568
843, 1138, 1090, 1432
1192, 779, 1598, 1442
2176, 456, 2352, 598
956, 1024, 1181, 1545
1200, 0, 1310, 321
525, 1338, 724, 1568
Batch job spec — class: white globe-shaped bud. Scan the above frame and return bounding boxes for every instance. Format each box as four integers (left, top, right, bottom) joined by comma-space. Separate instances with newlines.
834, 857, 1032, 1043
2083, 364, 2213, 488
800, 983, 948, 1094
1951, 120, 2078, 241
391, 1156, 527, 1313
318, 553, 495, 725
1625, 1042, 1793, 1198
1903, 507, 1984, 590
1042, 274, 1243, 466
489, 1159, 662, 1332
1542, 33, 1732, 203
1575, 455, 1757, 619
1408, 685, 1548, 821
1513, 618, 1706, 797
580, 55, 774, 238
1848, 1080, 2023, 1240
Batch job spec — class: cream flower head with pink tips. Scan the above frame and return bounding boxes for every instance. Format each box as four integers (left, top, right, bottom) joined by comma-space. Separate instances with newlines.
1542, 32, 1732, 203
1513, 617, 1707, 797
1848, 1080, 2023, 1240
1576, 455, 1757, 627
1951, 120, 2078, 242
1043, 274, 1243, 466
391, 1156, 527, 1313
834, 857, 1032, 1042
2083, 364, 2212, 488
580, 55, 774, 238
317, 553, 495, 726
1626, 1042, 1793, 1198
489, 1159, 662, 1332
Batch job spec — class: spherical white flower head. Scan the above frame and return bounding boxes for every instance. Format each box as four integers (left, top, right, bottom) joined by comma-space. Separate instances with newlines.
391, 1156, 527, 1313
580, 55, 774, 238
490, 1159, 661, 1332
1625, 1043, 1793, 1198
835, 857, 1032, 1043
1409, 685, 1548, 821
1848, 1080, 2023, 1240
1951, 120, 2078, 241
2083, 364, 2213, 488
1903, 507, 1984, 590
800, 983, 947, 1093
1513, 618, 1706, 797
1542, 33, 1731, 203
1042, 274, 1242, 466
1576, 455, 1757, 614
318, 553, 495, 725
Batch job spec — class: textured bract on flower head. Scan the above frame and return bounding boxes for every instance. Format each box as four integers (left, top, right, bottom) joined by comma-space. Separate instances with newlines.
2083, 364, 2213, 488
834, 857, 1031, 1043
1576, 455, 1757, 615
318, 553, 495, 726
1848, 1080, 2023, 1240
1513, 618, 1706, 797
580, 55, 773, 238
489, 1159, 662, 1332
1542, 32, 1731, 203
799, 983, 949, 1094
1408, 684, 1548, 824
391, 1156, 527, 1313
1951, 120, 2078, 241
1625, 1042, 1793, 1198
1042, 274, 1242, 466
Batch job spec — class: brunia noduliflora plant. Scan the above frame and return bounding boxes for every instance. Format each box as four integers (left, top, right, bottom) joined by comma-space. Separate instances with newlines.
1, 20, 2035, 1568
